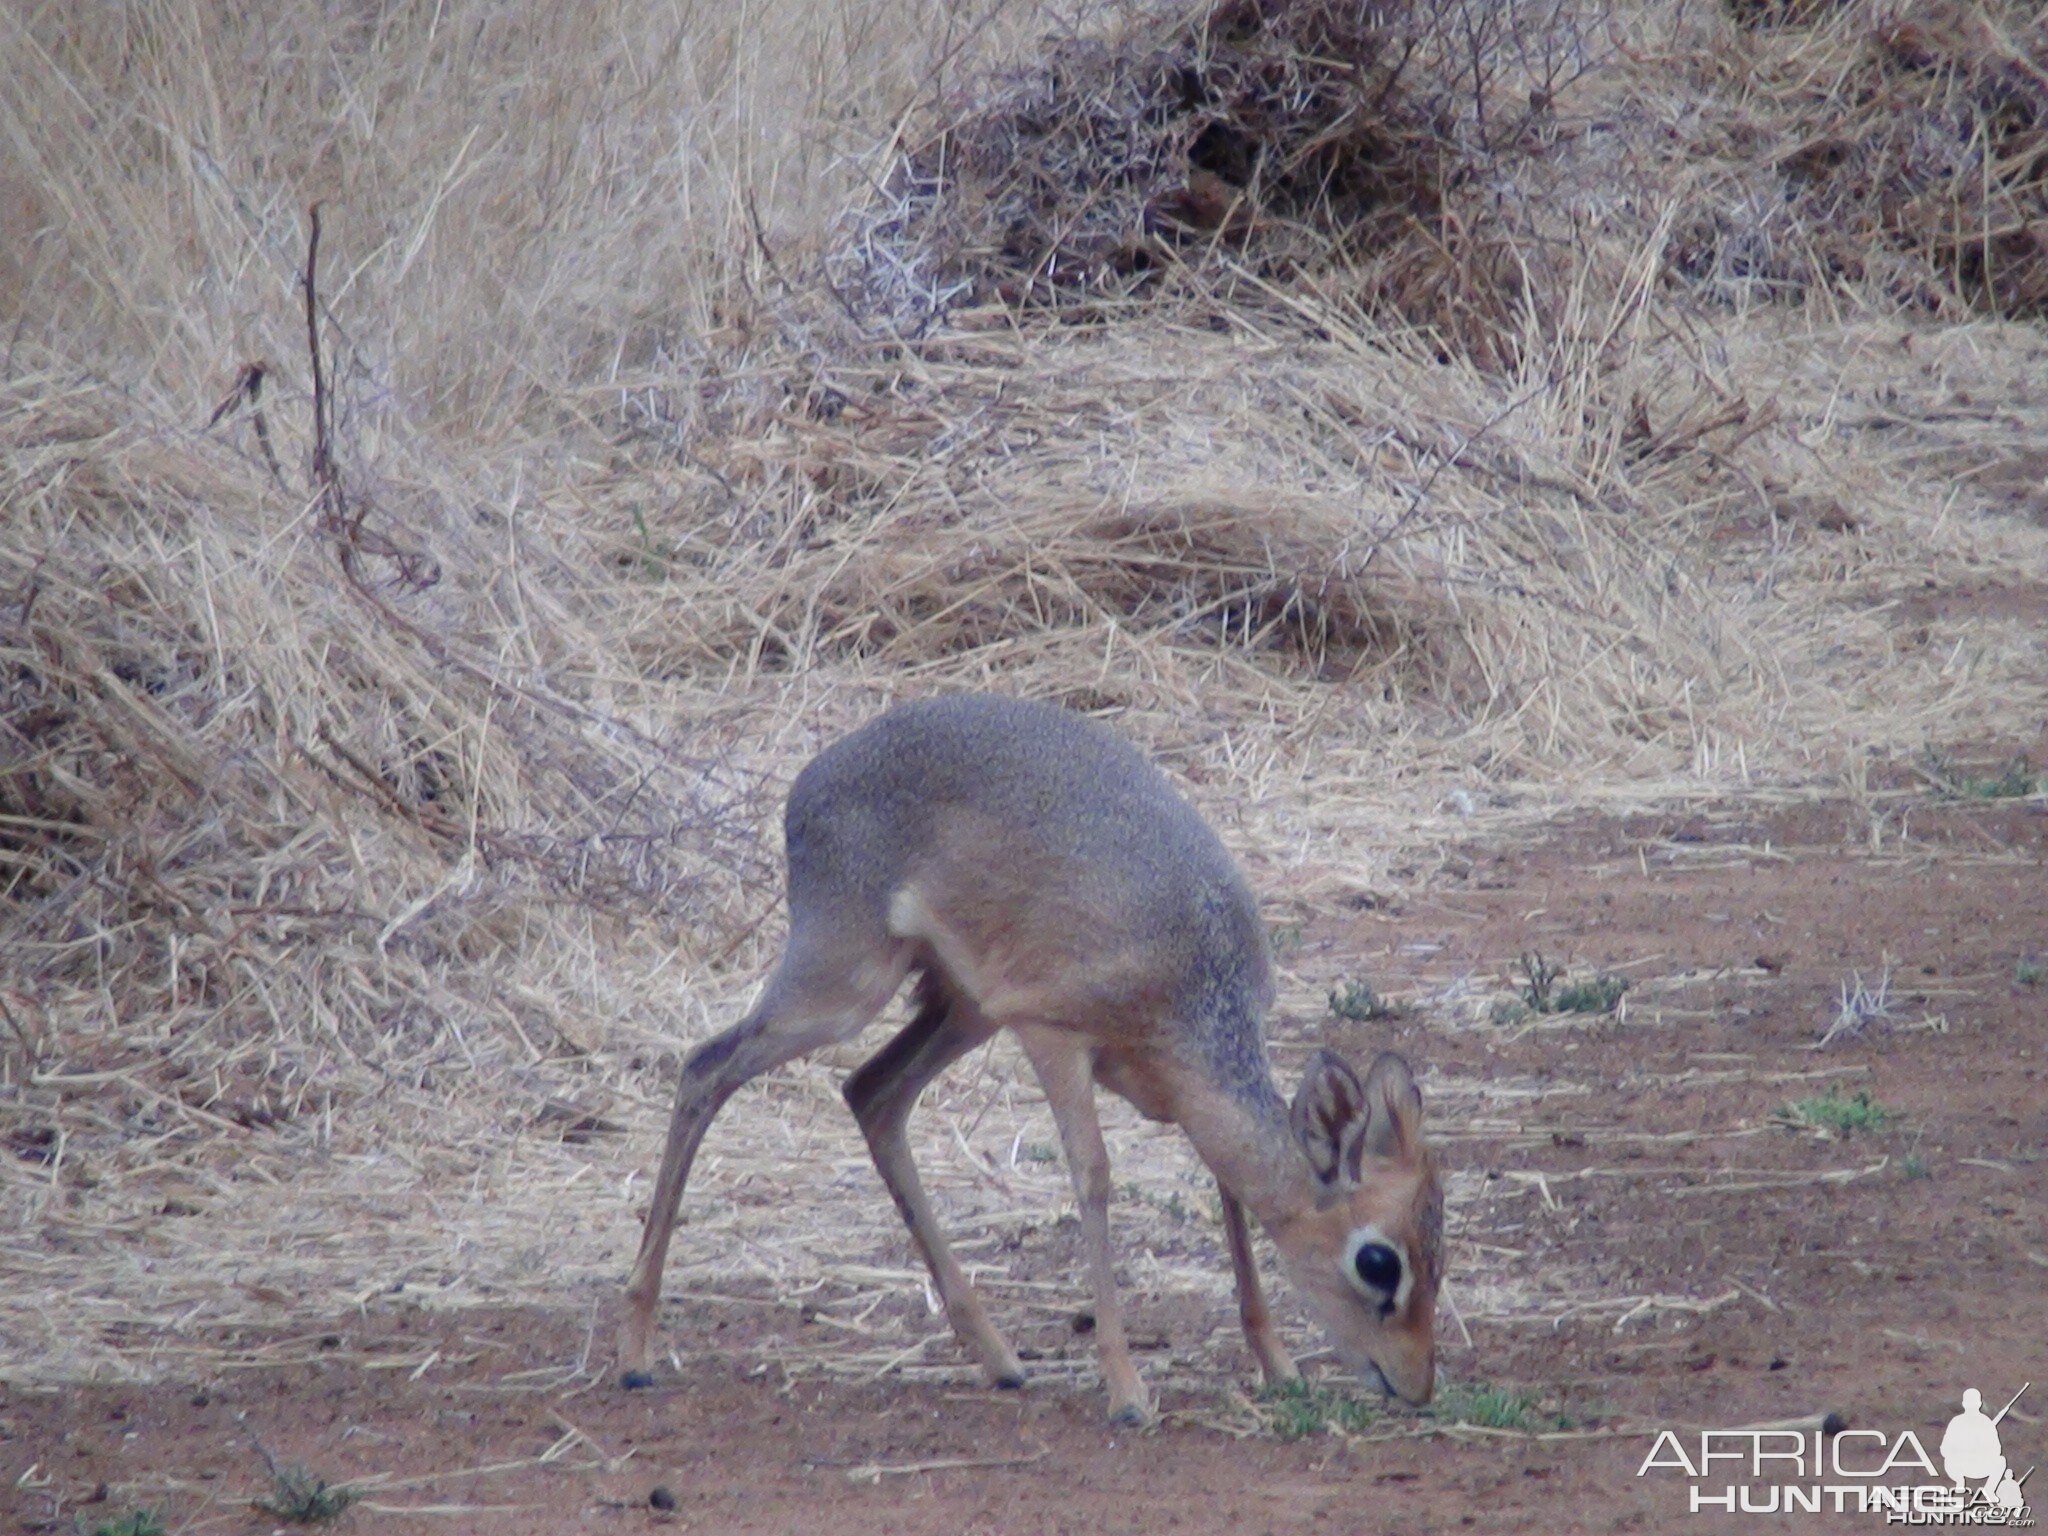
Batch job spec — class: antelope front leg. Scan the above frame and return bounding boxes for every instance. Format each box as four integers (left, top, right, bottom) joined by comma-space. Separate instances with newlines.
1020, 1028, 1150, 1426
1219, 1184, 1298, 1388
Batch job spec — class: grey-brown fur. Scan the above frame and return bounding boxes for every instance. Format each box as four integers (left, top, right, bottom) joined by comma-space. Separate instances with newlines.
620, 692, 1442, 1422
783, 694, 1278, 1109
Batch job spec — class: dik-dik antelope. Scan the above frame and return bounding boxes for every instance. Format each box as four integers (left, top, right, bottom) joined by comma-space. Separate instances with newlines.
621, 694, 1442, 1423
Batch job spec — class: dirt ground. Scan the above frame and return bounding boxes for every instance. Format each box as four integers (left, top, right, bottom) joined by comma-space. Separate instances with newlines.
6, 786, 2044, 1535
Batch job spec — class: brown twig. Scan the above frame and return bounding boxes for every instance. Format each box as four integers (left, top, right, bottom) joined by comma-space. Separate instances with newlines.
304, 207, 340, 527
298, 206, 438, 590
205, 360, 285, 487
747, 189, 868, 333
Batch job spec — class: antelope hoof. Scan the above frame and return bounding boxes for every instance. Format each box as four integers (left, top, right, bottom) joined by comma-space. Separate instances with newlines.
1260, 1355, 1301, 1388
620, 1368, 656, 1390
1107, 1394, 1153, 1428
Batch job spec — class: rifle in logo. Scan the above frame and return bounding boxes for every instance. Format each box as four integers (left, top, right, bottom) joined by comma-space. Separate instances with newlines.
1942, 1384, 2033, 1515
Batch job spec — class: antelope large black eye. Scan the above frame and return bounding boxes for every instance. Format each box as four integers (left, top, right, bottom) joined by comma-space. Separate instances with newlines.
1354, 1242, 1402, 1293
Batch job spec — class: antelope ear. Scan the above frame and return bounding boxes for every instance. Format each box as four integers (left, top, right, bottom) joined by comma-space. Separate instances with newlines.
1359, 1051, 1424, 1162
1290, 1049, 1369, 1186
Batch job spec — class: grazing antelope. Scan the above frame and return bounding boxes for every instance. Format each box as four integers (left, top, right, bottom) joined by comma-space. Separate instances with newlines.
621, 694, 1442, 1423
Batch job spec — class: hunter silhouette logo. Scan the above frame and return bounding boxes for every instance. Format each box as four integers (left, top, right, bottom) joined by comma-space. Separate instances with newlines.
1942, 1387, 2033, 1517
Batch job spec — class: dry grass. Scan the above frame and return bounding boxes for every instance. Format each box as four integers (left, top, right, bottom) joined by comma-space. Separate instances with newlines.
4, 0, 2048, 1394
1675, 0, 2048, 316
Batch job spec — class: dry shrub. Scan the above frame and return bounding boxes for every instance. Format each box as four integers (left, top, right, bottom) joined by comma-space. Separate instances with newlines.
843, 0, 1609, 360
1672, 0, 2048, 317
0, 382, 771, 1141
0, 0, 963, 1227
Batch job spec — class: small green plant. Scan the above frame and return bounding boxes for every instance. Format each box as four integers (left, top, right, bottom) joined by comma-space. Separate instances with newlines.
256, 1466, 356, 1525
1268, 922, 1306, 957
1517, 951, 1563, 1011
1431, 1382, 1545, 1431
1552, 973, 1628, 1014
1923, 749, 2042, 801
1782, 1087, 1897, 1137
1506, 952, 1627, 1019
2017, 956, 2045, 986
81, 1513, 165, 1536
1964, 758, 2040, 800
1902, 1153, 1931, 1179
1256, 1379, 1381, 1439
629, 506, 665, 579
1019, 1141, 1061, 1165
1119, 1181, 1203, 1223
1328, 980, 1404, 1022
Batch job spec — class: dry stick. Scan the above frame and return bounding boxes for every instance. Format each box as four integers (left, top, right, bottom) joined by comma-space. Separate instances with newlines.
825, 1447, 1051, 1483
289, 216, 770, 905
293, 205, 752, 782
340, 1453, 593, 1495
304, 206, 340, 531
204, 361, 285, 488
748, 190, 866, 334
544, 1408, 626, 1471
0, 993, 40, 1055
302, 205, 434, 587
355, 1501, 545, 1516
4, 554, 43, 627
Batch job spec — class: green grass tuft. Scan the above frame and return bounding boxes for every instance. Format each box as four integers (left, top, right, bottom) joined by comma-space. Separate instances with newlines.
1430, 1382, 1548, 1431
1268, 922, 1306, 958
1781, 1087, 1897, 1136
1255, 1379, 1382, 1439
1328, 979, 1406, 1022
1119, 1180, 1207, 1223
1253, 1379, 1563, 1439
255, 1466, 355, 1525
1962, 759, 2041, 800
1489, 996, 1532, 1027
81, 1514, 165, 1536
1923, 750, 2042, 801
1551, 973, 1628, 1014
